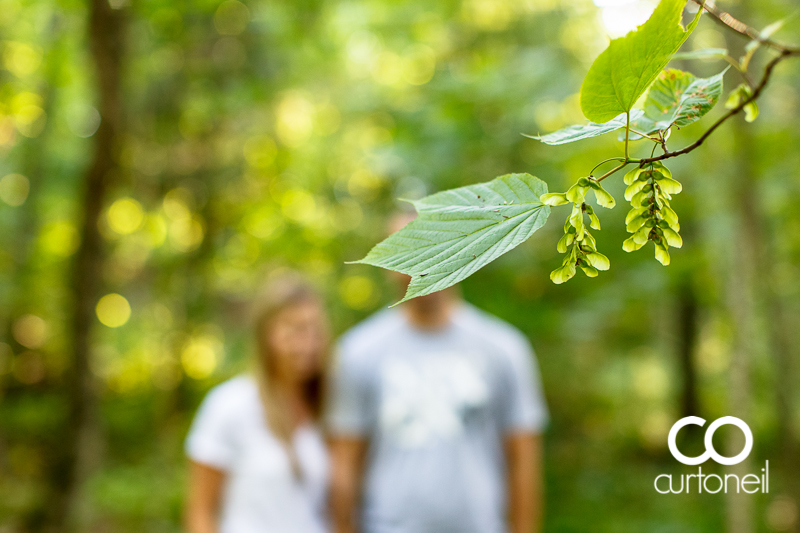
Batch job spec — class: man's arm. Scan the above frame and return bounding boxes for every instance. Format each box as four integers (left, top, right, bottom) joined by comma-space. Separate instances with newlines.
504, 432, 544, 533
329, 436, 368, 533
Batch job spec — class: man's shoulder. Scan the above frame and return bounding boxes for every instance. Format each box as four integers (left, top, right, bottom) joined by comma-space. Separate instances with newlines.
454, 303, 532, 357
338, 307, 405, 359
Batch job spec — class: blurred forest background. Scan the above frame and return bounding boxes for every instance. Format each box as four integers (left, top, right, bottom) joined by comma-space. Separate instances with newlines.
1, 0, 799, 531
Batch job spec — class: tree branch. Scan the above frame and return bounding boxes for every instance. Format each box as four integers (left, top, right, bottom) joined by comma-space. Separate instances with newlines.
640, 49, 793, 165
691, 0, 800, 54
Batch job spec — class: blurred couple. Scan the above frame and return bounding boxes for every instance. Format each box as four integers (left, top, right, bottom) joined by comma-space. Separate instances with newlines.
184, 220, 549, 533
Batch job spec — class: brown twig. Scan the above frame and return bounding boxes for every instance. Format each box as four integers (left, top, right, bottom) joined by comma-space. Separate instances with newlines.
640, 49, 793, 164
691, 0, 800, 54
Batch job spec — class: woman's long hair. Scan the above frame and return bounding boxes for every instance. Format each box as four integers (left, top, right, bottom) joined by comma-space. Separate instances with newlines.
250, 273, 327, 478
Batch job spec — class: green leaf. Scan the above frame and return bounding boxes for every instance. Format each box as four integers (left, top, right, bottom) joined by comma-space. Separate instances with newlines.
655, 176, 683, 194
725, 83, 759, 122
587, 209, 601, 230
557, 232, 574, 253
580, 0, 702, 123
624, 167, 646, 185
624, 180, 647, 201
590, 184, 616, 209
585, 251, 610, 271
623, 235, 646, 252
353, 173, 550, 304
526, 110, 644, 145
540, 192, 570, 206
654, 242, 671, 265
661, 227, 683, 248
660, 204, 680, 229
565, 182, 589, 204
550, 262, 577, 284
672, 48, 729, 60
644, 68, 728, 129
579, 263, 599, 278
626, 206, 649, 224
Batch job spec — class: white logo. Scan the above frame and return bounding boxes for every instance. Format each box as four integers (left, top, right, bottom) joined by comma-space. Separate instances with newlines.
668, 416, 753, 466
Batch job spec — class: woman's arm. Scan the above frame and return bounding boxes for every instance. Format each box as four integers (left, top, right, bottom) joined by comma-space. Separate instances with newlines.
185, 461, 226, 533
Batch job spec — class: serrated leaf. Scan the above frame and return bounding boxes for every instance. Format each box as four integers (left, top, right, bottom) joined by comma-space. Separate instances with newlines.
354, 173, 550, 304
645, 68, 728, 130
580, 0, 702, 123
526, 110, 644, 145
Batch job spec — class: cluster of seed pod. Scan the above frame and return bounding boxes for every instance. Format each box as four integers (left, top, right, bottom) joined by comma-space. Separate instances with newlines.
541, 177, 613, 284
621, 161, 683, 265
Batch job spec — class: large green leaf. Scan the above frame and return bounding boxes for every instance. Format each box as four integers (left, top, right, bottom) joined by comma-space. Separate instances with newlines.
526, 110, 644, 145
580, 0, 702, 123
626, 68, 726, 137
353, 174, 550, 304
645, 68, 727, 128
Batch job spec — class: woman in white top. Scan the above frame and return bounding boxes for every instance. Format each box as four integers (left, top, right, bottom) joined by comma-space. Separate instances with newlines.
184, 274, 330, 533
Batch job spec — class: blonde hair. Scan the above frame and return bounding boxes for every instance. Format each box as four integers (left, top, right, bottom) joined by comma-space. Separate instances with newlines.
250, 273, 327, 479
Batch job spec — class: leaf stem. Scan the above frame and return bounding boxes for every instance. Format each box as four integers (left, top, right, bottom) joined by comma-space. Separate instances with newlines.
624, 111, 630, 160
589, 157, 626, 175
595, 161, 630, 182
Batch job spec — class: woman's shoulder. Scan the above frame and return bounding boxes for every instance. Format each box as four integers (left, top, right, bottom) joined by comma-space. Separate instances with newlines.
198, 374, 260, 414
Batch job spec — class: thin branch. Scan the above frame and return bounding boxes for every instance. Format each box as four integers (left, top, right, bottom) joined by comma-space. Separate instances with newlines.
692, 0, 800, 54
596, 161, 631, 182
640, 50, 792, 165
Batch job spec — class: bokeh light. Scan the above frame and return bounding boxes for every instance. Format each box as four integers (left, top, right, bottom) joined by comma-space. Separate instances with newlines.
0, 173, 30, 206
12, 314, 47, 349
96, 294, 132, 328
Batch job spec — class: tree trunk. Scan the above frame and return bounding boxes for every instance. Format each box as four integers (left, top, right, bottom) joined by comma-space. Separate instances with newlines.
47, 0, 126, 530
676, 280, 700, 418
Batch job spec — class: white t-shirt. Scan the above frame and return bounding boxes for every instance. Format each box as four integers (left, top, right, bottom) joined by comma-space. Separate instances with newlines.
185, 376, 329, 533
327, 304, 548, 533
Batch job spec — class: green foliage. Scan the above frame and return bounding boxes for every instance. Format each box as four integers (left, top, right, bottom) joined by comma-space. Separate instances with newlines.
621, 162, 683, 265
354, 174, 550, 304
358, 0, 795, 293
629, 68, 727, 136
579, 0, 702, 123
726, 83, 760, 122
527, 110, 643, 146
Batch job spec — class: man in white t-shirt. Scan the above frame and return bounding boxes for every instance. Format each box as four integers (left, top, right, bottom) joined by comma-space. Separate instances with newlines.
328, 244, 548, 533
